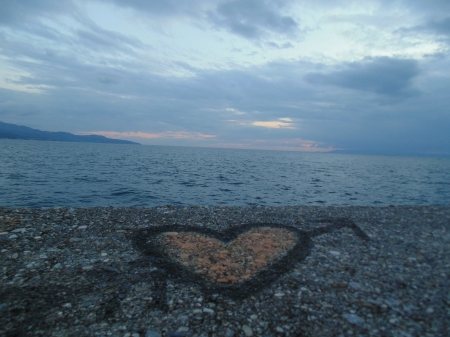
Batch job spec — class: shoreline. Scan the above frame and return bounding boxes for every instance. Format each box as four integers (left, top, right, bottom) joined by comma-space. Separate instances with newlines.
1, 205, 449, 336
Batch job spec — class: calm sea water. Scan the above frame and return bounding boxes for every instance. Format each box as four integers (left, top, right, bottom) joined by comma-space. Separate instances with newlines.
1, 139, 449, 208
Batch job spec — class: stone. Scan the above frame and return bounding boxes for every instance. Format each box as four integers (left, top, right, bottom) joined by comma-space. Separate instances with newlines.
342, 313, 365, 325
242, 324, 253, 336
203, 307, 214, 314
349, 282, 361, 290
276, 327, 284, 333
145, 330, 161, 337
329, 250, 341, 256
225, 328, 235, 337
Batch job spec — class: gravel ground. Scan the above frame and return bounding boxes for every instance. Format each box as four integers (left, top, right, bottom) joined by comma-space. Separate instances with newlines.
0, 205, 449, 337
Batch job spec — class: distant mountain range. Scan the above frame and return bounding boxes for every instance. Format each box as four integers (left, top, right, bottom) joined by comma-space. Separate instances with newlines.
0, 121, 140, 145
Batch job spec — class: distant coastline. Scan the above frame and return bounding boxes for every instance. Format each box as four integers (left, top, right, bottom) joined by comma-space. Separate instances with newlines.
0, 121, 140, 145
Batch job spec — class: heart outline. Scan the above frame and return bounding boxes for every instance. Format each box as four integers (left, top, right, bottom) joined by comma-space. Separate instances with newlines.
132, 219, 369, 299
132, 223, 312, 299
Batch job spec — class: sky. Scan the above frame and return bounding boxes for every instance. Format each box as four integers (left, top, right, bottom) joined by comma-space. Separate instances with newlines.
0, 0, 449, 155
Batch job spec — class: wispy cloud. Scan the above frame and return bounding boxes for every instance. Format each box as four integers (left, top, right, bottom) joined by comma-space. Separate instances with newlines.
226, 108, 246, 115
251, 118, 296, 129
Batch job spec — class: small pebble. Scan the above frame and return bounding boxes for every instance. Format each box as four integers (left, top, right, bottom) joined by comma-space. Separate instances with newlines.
242, 324, 253, 336
342, 313, 365, 325
225, 328, 235, 337
145, 330, 161, 337
349, 282, 361, 289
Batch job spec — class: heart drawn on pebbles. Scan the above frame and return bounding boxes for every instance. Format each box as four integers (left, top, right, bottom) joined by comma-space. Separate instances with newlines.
132, 220, 368, 298
159, 227, 297, 284
133, 223, 313, 298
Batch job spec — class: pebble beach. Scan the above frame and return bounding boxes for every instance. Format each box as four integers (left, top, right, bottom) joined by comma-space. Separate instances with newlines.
1, 205, 449, 337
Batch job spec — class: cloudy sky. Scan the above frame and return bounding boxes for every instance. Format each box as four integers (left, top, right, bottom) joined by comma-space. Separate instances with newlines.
1, 0, 449, 155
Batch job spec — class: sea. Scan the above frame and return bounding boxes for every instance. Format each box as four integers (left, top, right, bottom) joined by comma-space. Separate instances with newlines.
1, 139, 449, 208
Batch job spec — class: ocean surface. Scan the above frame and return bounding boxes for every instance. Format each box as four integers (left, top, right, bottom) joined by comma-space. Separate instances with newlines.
1, 139, 449, 208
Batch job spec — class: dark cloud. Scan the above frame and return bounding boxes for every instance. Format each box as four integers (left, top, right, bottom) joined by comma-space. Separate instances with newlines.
405, 17, 450, 42
305, 57, 421, 97
0, 0, 300, 42
0, 1, 145, 61
207, 0, 298, 40
0, 0, 76, 26
103, 0, 299, 40
427, 17, 450, 35
103, 0, 205, 16
265, 41, 294, 49
398, 0, 450, 14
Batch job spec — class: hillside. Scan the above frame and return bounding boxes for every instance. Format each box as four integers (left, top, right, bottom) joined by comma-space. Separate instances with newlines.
0, 121, 139, 145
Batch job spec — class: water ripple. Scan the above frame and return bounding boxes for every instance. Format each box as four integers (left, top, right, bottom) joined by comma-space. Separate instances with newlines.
1, 139, 450, 208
